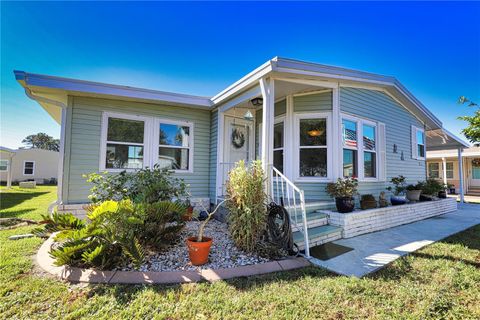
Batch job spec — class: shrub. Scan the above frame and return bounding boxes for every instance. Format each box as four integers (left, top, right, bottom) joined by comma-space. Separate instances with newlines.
386, 175, 406, 195
226, 160, 267, 252
420, 178, 444, 196
326, 177, 358, 198
36, 199, 186, 269
83, 164, 188, 204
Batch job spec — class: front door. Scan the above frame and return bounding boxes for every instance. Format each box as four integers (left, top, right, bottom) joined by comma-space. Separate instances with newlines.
470, 159, 480, 187
219, 116, 254, 196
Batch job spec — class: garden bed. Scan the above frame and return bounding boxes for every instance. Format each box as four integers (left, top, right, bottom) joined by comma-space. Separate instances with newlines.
324, 198, 458, 238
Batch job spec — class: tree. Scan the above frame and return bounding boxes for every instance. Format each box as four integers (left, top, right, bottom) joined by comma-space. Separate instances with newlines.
22, 133, 60, 151
457, 96, 479, 144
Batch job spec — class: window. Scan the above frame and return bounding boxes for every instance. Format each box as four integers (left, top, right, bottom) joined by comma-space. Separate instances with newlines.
273, 120, 284, 173
363, 124, 376, 178
104, 116, 145, 169
428, 163, 439, 178
0, 160, 8, 172
446, 162, 454, 179
342, 119, 357, 177
157, 121, 193, 171
412, 126, 425, 159
297, 115, 328, 178
23, 161, 34, 175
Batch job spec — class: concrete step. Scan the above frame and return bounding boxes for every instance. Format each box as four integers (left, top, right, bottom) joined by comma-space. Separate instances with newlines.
283, 201, 335, 214
293, 225, 343, 250
290, 212, 328, 232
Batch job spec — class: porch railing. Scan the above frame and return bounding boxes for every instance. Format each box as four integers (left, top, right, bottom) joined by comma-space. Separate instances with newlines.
270, 165, 310, 258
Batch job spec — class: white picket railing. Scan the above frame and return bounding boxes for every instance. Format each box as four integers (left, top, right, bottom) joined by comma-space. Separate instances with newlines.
271, 165, 310, 258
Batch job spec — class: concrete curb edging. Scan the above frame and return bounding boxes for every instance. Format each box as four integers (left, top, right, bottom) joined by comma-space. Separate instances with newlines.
36, 235, 311, 284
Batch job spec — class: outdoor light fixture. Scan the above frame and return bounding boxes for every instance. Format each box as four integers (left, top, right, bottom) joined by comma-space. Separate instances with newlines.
307, 129, 325, 137
243, 110, 254, 121
250, 97, 263, 107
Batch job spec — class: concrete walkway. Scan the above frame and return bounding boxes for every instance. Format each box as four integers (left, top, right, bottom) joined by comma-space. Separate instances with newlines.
310, 204, 480, 277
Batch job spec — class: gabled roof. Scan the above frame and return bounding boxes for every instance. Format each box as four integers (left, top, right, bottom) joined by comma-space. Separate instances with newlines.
15, 57, 443, 129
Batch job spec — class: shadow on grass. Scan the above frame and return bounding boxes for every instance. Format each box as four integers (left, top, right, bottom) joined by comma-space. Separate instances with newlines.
0, 208, 36, 218
0, 191, 49, 210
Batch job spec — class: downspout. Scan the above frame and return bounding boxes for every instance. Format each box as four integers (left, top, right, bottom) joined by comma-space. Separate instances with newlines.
24, 88, 68, 210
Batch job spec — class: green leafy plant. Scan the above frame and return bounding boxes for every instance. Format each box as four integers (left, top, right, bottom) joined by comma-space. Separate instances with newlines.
420, 178, 444, 196
83, 164, 188, 204
386, 175, 406, 195
326, 177, 358, 198
406, 182, 423, 191
457, 96, 479, 143
226, 160, 267, 252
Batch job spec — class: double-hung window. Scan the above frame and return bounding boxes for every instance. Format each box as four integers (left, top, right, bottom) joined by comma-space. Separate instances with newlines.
342, 119, 358, 177
363, 124, 377, 178
0, 160, 8, 172
156, 120, 193, 172
446, 162, 454, 179
341, 115, 379, 180
273, 120, 285, 173
428, 163, 440, 178
103, 115, 146, 170
23, 161, 34, 175
412, 126, 425, 160
296, 113, 330, 179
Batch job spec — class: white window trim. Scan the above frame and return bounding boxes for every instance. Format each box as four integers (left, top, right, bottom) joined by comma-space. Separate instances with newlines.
153, 118, 194, 174
100, 111, 194, 173
0, 159, 8, 172
412, 125, 425, 160
428, 162, 440, 179
341, 113, 379, 181
293, 112, 333, 182
23, 160, 35, 176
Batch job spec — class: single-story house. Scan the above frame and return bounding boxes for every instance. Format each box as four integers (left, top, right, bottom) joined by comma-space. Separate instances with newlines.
14, 57, 469, 255
427, 145, 480, 196
0, 147, 59, 187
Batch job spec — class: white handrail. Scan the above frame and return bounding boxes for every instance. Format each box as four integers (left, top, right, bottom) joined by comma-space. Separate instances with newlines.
270, 165, 310, 258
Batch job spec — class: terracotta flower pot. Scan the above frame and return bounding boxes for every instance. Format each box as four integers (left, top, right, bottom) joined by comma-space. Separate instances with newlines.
186, 236, 212, 266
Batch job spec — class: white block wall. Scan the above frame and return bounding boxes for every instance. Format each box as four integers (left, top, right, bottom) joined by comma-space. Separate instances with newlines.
324, 198, 457, 238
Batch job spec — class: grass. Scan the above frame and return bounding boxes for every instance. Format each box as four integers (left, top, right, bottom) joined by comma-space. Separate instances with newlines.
1, 186, 479, 319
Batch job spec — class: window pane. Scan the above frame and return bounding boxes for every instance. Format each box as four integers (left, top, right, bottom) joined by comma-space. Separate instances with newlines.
446, 162, 453, 170
107, 118, 144, 143
24, 162, 34, 169
416, 130, 424, 145
273, 122, 284, 149
363, 125, 376, 151
299, 119, 326, 146
342, 120, 357, 147
299, 148, 327, 177
159, 123, 190, 147
106, 144, 143, 169
24, 162, 34, 174
343, 149, 357, 178
0, 160, 7, 171
364, 152, 376, 178
158, 148, 189, 170
428, 163, 439, 178
273, 150, 283, 173
446, 162, 454, 179
417, 144, 425, 158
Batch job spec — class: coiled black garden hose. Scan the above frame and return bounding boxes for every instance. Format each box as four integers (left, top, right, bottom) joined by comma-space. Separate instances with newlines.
265, 200, 299, 256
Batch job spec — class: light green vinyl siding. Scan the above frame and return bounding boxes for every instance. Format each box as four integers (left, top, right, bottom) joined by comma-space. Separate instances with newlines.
64, 96, 211, 204
294, 91, 332, 112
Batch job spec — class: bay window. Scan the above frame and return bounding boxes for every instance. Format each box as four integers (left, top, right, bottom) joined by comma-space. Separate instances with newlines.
273, 120, 284, 173
363, 124, 376, 178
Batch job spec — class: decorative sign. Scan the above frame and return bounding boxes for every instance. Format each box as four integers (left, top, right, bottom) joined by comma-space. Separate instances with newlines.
231, 128, 246, 149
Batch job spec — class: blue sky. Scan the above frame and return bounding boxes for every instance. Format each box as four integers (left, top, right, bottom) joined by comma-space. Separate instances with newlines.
1, 1, 479, 149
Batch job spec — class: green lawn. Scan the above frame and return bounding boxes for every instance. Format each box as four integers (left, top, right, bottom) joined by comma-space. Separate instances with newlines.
0, 186, 479, 319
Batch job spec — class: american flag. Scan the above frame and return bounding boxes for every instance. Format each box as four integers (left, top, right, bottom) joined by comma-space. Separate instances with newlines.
344, 128, 357, 147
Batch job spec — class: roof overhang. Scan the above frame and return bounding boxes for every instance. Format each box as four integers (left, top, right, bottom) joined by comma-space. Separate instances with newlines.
426, 128, 470, 152
14, 57, 445, 130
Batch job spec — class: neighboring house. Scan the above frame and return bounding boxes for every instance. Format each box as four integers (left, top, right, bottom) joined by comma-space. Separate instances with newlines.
427, 145, 480, 196
14, 57, 468, 216
0, 147, 59, 186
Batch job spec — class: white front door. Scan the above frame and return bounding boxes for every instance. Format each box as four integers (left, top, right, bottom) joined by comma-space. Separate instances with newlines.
219, 116, 254, 196
470, 159, 480, 187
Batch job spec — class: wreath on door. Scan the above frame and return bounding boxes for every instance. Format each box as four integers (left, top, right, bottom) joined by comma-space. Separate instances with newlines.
472, 158, 480, 167
231, 128, 246, 149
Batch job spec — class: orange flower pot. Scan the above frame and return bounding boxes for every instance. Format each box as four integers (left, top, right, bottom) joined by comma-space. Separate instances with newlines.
186, 236, 212, 266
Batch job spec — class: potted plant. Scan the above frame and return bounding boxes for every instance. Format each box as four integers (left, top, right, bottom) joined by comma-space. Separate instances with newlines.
186, 199, 227, 266
360, 194, 377, 210
326, 177, 358, 213
420, 178, 444, 201
386, 175, 407, 205
448, 184, 456, 194
378, 192, 389, 208
405, 182, 422, 202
